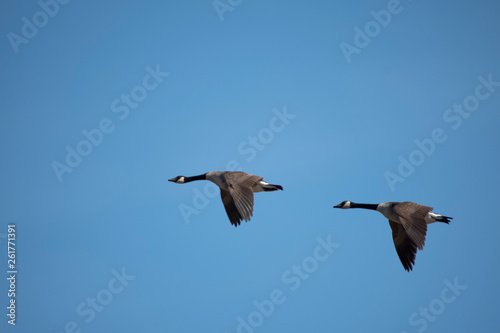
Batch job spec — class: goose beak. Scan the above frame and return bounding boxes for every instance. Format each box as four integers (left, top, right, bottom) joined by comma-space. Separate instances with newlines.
333, 204, 342, 208
168, 178, 175, 182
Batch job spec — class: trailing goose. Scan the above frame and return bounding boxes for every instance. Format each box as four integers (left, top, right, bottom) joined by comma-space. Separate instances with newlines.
333, 201, 452, 271
169, 171, 283, 227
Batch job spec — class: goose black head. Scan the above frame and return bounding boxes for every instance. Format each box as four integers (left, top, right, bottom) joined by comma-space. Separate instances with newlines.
333, 200, 352, 209
168, 176, 186, 184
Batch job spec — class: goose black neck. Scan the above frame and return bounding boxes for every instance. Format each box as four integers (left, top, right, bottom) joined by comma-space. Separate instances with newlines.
350, 203, 378, 210
184, 174, 207, 183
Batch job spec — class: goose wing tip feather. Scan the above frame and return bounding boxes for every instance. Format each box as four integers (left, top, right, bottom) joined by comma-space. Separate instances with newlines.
220, 189, 244, 227
389, 220, 418, 272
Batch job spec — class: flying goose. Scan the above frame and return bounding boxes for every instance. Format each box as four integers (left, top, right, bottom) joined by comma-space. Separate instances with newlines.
333, 201, 452, 271
169, 171, 283, 226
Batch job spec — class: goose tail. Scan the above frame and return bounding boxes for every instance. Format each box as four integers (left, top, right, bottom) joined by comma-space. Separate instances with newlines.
426, 212, 453, 224
437, 215, 453, 224
262, 183, 283, 191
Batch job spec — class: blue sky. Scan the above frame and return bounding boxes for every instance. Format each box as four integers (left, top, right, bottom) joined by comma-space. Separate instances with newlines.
1, 0, 500, 332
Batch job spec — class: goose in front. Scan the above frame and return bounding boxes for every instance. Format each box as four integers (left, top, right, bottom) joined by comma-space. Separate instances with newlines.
333, 200, 452, 271
169, 171, 283, 227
